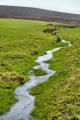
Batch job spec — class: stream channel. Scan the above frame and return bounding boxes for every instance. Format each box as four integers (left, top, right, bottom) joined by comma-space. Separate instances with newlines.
0, 38, 72, 120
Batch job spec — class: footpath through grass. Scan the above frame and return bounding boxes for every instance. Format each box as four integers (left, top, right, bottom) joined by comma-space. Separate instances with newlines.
30, 27, 80, 120
0, 19, 66, 114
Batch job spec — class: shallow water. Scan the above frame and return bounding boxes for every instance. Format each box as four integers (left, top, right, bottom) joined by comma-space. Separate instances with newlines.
0, 40, 72, 120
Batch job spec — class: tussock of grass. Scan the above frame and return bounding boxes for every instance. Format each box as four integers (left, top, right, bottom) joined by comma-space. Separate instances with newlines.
34, 69, 47, 76
0, 72, 19, 114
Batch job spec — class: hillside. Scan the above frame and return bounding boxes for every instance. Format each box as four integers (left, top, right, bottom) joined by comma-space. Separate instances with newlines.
0, 5, 80, 24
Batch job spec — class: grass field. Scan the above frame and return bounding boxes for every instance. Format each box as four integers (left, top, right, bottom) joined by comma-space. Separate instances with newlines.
30, 27, 80, 120
0, 19, 67, 114
0, 19, 80, 120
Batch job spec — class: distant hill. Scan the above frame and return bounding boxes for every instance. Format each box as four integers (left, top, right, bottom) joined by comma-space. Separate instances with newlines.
0, 5, 80, 24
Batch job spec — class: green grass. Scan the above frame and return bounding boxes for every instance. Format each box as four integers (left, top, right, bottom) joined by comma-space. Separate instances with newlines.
34, 69, 47, 76
0, 19, 67, 114
0, 19, 80, 120
30, 27, 80, 120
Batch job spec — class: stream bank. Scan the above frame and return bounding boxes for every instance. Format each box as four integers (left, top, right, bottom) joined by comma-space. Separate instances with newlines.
0, 38, 72, 120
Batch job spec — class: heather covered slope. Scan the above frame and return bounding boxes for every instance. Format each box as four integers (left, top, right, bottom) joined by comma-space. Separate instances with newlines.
0, 5, 80, 24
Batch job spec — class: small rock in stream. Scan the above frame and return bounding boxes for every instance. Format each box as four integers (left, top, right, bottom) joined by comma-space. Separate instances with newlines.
56, 36, 62, 42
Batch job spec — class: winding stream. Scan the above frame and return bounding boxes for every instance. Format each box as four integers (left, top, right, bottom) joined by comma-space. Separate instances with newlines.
0, 39, 72, 120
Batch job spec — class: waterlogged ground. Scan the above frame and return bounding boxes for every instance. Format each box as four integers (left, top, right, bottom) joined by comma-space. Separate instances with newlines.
0, 19, 80, 120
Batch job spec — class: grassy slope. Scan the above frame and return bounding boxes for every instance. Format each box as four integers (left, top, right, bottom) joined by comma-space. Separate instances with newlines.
0, 19, 67, 114
30, 28, 80, 120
